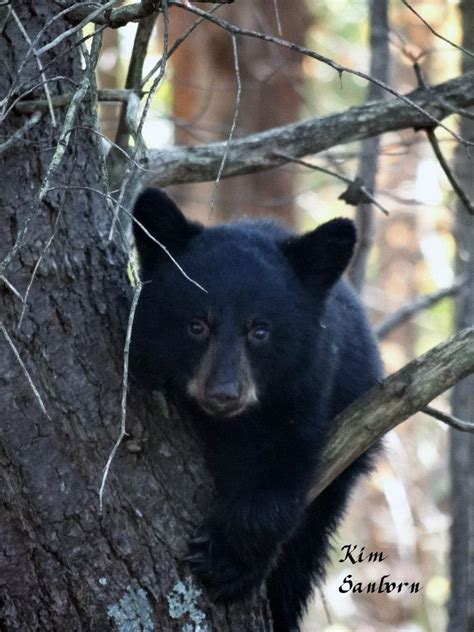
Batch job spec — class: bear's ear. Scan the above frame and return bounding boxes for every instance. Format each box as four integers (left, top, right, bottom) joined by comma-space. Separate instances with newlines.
282, 218, 356, 293
133, 188, 202, 270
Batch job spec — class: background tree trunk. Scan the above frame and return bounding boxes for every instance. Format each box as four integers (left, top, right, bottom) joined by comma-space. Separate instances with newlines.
0, 4, 269, 629
448, 2, 474, 629
168, 0, 308, 225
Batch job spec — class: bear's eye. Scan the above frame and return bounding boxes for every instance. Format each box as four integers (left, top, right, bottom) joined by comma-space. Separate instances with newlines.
188, 319, 209, 340
248, 323, 270, 344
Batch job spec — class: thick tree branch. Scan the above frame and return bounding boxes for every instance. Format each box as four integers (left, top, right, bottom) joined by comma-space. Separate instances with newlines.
144, 71, 474, 187
66, 0, 233, 29
308, 327, 474, 503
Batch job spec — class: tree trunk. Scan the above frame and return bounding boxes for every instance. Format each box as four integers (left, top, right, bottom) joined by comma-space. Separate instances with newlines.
0, 4, 269, 630
168, 0, 308, 225
448, 2, 474, 630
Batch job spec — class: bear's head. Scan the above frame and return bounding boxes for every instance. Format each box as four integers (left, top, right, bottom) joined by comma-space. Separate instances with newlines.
130, 188, 356, 419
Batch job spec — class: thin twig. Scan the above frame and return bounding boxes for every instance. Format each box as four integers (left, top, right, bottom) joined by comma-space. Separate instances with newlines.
275, 152, 390, 215
426, 127, 474, 215
15, 89, 142, 113
66, 0, 233, 28
18, 202, 65, 330
209, 33, 241, 219
318, 588, 333, 626
0, 321, 50, 420
0, 276, 24, 303
0, 111, 41, 155
169, 0, 473, 148
2, 75, 78, 122
11, 8, 56, 126
375, 278, 466, 339
0, 57, 91, 278
109, 0, 170, 240
46, 184, 207, 294
272, 0, 282, 36
114, 16, 156, 153
414, 63, 474, 216
401, 0, 474, 60
99, 281, 143, 512
141, 4, 222, 87
422, 405, 474, 433
35, 0, 119, 56
68, 125, 157, 172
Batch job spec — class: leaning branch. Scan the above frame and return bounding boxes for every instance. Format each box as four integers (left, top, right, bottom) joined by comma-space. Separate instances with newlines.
308, 327, 474, 503
145, 71, 474, 187
375, 277, 466, 339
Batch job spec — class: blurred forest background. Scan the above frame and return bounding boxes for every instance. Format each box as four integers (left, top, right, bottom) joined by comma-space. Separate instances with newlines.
96, 1, 471, 629
1, 0, 472, 630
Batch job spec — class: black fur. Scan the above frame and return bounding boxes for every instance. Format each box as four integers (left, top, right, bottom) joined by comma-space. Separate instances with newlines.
130, 188, 383, 631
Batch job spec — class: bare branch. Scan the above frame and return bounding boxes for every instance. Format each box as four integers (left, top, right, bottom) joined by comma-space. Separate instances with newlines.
144, 71, 474, 188
11, 8, 56, 126
18, 202, 64, 330
108, 0, 170, 239
66, 0, 233, 29
0, 62, 91, 278
375, 278, 466, 339
272, 0, 282, 37
36, 0, 119, 55
0, 321, 50, 420
45, 184, 208, 294
15, 89, 141, 113
209, 33, 241, 218
113, 16, 156, 152
422, 405, 474, 433
308, 327, 474, 502
401, 0, 474, 60
169, 0, 472, 147
426, 126, 474, 215
140, 6, 219, 87
414, 64, 474, 215
0, 110, 41, 155
0, 276, 24, 303
275, 153, 390, 215
99, 280, 143, 512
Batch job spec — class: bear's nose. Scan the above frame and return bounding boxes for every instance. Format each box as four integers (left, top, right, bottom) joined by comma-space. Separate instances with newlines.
206, 382, 240, 406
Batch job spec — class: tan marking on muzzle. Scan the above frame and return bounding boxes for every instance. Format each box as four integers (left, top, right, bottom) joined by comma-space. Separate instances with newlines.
187, 338, 258, 417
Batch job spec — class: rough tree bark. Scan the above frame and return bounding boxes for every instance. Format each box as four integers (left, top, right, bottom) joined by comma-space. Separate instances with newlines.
448, 1, 474, 629
0, 4, 268, 630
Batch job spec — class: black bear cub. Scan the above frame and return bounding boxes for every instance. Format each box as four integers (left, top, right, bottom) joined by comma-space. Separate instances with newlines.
131, 188, 383, 632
